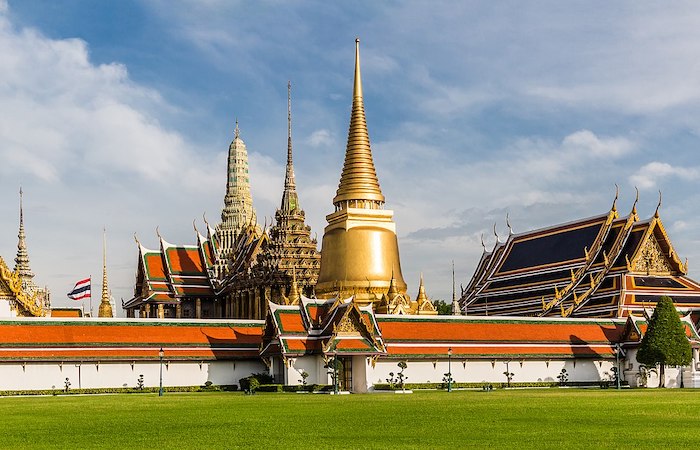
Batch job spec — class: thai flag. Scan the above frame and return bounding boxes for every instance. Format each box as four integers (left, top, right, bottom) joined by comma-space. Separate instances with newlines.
67, 277, 91, 300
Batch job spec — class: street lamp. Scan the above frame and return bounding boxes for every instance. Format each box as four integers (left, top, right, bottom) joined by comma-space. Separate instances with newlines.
448, 347, 453, 393
333, 353, 339, 395
159, 347, 164, 397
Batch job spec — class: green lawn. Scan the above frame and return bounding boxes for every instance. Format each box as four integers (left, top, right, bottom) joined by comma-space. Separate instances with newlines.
1, 389, 698, 448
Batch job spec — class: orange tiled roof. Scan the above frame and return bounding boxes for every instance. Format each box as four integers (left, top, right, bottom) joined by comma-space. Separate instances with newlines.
0, 318, 264, 361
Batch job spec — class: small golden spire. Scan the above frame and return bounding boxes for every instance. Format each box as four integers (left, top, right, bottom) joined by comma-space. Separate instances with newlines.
611, 184, 619, 212
654, 190, 662, 218
632, 186, 639, 216
416, 273, 428, 305
387, 266, 398, 297
98, 227, 114, 318
333, 38, 385, 207
287, 267, 300, 305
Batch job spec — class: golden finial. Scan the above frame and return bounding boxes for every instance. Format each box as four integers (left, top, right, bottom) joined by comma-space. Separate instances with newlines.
493, 223, 499, 243
480, 233, 486, 252
612, 184, 619, 212
133, 233, 141, 245
506, 213, 513, 235
156, 226, 161, 239
416, 273, 428, 306
632, 186, 639, 216
333, 38, 385, 206
288, 267, 300, 305
654, 190, 662, 218
98, 227, 114, 318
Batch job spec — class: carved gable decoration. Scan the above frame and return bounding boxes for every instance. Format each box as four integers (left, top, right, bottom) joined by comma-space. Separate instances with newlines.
632, 235, 674, 275
336, 310, 364, 335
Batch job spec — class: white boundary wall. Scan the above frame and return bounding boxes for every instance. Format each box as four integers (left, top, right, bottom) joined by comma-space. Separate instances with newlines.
0, 360, 265, 391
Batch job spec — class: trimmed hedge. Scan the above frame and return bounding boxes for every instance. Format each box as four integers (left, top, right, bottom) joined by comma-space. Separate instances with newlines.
372, 381, 627, 390
0, 384, 238, 397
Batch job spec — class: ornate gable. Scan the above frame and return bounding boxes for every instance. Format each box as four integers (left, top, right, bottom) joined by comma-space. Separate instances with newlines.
629, 218, 686, 276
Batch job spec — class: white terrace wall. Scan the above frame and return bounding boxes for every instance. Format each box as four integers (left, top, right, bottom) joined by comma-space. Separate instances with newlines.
622, 348, 700, 388
0, 359, 265, 391
366, 358, 618, 389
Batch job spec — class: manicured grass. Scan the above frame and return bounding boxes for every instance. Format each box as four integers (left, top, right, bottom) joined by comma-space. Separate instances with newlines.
1, 389, 698, 448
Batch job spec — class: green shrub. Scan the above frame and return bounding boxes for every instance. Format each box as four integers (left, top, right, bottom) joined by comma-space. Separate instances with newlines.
256, 384, 283, 393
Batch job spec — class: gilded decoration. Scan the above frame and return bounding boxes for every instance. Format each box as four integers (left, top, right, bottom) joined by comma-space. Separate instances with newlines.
632, 236, 674, 274
0, 256, 46, 317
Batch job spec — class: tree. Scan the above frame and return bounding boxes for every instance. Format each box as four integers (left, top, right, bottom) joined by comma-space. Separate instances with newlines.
432, 300, 453, 315
636, 296, 692, 388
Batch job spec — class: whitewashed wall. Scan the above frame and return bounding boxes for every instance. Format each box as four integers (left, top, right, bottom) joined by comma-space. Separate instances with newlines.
0, 360, 265, 391
366, 358, 618, 388
623, 348, 700, 388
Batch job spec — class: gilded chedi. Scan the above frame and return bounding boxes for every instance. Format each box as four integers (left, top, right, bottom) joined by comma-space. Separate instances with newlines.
315, 39, 408, 307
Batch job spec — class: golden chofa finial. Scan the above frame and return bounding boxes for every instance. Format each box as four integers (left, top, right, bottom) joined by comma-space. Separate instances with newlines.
655, 190, 662, 218
611, 184, 619, 212
631, 186, 639, 217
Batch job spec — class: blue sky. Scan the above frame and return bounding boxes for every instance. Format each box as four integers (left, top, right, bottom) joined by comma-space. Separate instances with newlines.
2, 1, 700, 313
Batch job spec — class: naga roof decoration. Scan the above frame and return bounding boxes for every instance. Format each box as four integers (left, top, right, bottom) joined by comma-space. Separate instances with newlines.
460, 195, 699, 319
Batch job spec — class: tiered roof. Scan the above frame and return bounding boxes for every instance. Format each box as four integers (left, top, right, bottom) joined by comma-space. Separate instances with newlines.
461, 197, 699, 318
0, 318, 263, 361
261, 296, 386, 357
377, 315, 626, 359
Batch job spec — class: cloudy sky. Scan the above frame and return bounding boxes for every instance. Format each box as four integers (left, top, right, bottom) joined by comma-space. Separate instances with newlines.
2, 1, 700, 314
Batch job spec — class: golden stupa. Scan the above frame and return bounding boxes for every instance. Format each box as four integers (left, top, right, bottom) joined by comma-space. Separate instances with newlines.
315, 39, 407, 306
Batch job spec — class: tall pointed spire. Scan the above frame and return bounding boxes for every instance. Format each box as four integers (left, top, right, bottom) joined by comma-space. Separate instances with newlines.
332, 38, 385, 208
451, 260, 461, 316
281, 81, 299, 211
98, 228, 114, 318
14, 187, 34, 281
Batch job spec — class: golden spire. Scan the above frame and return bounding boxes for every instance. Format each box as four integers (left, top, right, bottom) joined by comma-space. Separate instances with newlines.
387, 267, 399, 297
288, 267, 300, 305
415, 273, 428, 305
451, 260, 461, 315
14, 187, 34, 280
281, 81, 299, 211
333, 38, 385, 208
98, 228, 114, 318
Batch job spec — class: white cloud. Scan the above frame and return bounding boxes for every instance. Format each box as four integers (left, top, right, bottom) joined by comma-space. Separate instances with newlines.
629, 162, 699, 190
307, 129, 333, 148
561, 130, 634, 158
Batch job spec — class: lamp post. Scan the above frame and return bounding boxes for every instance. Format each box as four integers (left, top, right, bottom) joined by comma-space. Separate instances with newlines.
159, 347, 164, 397
448, 347, 453, 393
614, 344, 621, 390
333, 354, 339, 395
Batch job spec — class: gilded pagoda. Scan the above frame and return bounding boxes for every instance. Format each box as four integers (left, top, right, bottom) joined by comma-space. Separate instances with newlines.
0, 189, 50, 317
460, 191, 700, 320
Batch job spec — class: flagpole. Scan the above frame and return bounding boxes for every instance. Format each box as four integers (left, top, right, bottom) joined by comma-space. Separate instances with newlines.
89, 274, 93, 317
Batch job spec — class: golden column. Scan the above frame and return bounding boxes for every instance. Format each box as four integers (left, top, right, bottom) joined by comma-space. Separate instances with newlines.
315, 38, 407, 306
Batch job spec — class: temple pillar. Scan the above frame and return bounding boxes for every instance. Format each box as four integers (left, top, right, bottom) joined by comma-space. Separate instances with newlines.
176, 303, 182, 319
157, 304, 164, 319
196, 298, 202, 319
254, 289, 261, 320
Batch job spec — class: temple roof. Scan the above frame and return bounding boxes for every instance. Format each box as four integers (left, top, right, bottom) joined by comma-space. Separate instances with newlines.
0, 318, 264, 361
377, 315, 627, 359
261, 296, 386, 357
461, 198, 694, 318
